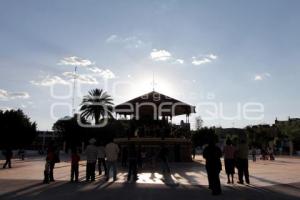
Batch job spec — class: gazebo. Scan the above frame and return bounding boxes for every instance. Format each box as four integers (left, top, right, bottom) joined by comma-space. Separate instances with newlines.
114, 91, 196, 162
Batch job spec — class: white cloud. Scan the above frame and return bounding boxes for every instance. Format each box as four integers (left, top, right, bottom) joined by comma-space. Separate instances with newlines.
30, 76, 70, 86
106, 34, 145, 48
58, 56, 94, 67
150, 49, 172, 61
87, 67, 116, 79
175, 59, 184, 64
254, 73, 271, 81
0, 89, 30, 100
106, 34, 118, 43
63, 72, 98, 84
192, 54, 218, 66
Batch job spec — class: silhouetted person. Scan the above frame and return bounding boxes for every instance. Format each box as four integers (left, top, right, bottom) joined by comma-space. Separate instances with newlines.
122, 147, 128, 168
2, 147, 13, 169
18, 149, 25, 160
192, 146, 196, 160
127, 144, 138, 182
85, 138, 98, 182
105, 139, 119, 181
97, 143, 107, 175
158, 144, 170, 173
137, 145, 142, 169
268, 147, 275, 160
203, 138, 222, 195
251, 147, 256, 162
70, 148, 80, 182
223, 138, 236, 184
237, 139, 250, 184
46, 142, 57, 182
43, 152, 52, 184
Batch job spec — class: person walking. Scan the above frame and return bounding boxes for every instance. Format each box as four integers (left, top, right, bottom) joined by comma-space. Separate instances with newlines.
127, 144, 138, 182
223, 138, 236, 184
97, 143, 107, 176
203, 137, 222, 195
105, 139, 119, 181
158, 144, 170, 173
2, 147, 13, 169
85, 138, 98, 182
70, 148, 80, 182
236, 139, 250, 184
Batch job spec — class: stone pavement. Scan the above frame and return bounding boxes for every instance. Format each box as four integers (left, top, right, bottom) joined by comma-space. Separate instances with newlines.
0, 155, 300, 200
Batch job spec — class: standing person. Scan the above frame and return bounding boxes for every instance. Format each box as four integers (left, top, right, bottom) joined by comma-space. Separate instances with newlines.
105, 139, 119, 181
158, 144, 170, 173
236, 139, 250, 184
18, 149, 25, 160
97, 143, 107, 176
85, 138, 98, 182
192, 146, 196, 160
2, 147, 13, 169
269, 147, 275, 161
251, 147, 256, 162
70, 148, 80, 182
121, 147, 128, 168
203, 137, 222, 195
43, 150, 53, 184
47, 142, 57, 182
127, 144, 138, 182
223, 138, 236, 184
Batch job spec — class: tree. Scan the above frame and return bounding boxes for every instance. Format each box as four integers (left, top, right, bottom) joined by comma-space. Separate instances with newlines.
195, 116, 203, 130
80, 89, 114, 124
0, 109, 37, 148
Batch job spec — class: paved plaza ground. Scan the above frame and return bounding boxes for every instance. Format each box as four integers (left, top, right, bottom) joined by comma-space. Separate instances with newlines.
0, 155, 300, 200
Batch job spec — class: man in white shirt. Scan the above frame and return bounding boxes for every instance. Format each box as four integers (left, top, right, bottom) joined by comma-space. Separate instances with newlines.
105, 139, 119, 181
85, 138, 98, 181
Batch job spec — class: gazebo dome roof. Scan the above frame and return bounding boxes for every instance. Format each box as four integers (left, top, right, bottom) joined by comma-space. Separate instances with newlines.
115, 91, 196, 117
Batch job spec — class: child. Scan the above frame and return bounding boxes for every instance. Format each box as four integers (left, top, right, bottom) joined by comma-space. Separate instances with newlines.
70, 148, 80, 182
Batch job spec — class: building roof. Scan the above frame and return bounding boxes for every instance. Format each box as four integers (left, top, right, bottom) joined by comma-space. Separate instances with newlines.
115, 91, 196, 117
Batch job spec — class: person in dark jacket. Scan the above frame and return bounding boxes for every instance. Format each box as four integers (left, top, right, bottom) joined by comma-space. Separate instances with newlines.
203, 137, 222, 195
70, 148, 80, 182
158, 144, 170, 173
2, 147, 13, 169
127, 144, 138, 182
236, 139, 250, 184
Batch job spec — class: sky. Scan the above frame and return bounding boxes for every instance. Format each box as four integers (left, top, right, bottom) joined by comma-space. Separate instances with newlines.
0, 0, 300, 130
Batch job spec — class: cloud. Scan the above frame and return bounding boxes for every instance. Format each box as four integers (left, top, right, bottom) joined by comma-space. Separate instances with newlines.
150, 49, 172, 61
192, 54, 218, 66
58, 56, 94, 67
254, 73, 271, 81
106, 34, 145, 48
62, 72, 98, 84
174, 59, 184, 64
30, 76, 70, 86
106, 34, 118, 43
0, 89, 30, 100
87, 67, 116, 79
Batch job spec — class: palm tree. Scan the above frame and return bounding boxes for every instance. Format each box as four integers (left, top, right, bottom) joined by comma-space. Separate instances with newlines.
80, 89, 114, 124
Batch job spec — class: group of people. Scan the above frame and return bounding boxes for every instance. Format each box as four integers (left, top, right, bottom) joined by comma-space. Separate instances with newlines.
43, 138, 120, 183
203, 137, 250, 196
43, 138, 172, 184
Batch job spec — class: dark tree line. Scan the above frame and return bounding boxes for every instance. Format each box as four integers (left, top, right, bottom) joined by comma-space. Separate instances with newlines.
52, 114, 125, 151
191, 127, 217, 147
0, 109, 37, 149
